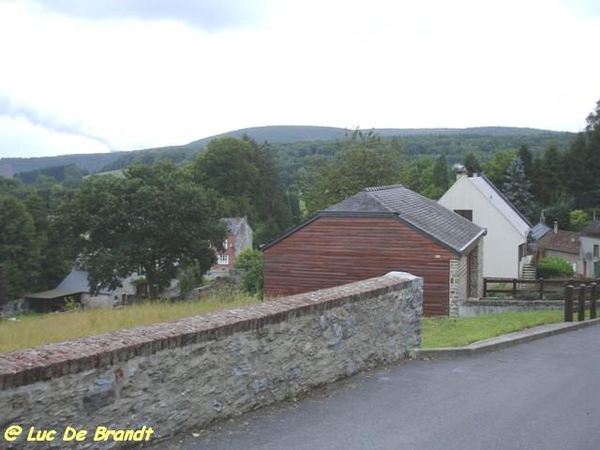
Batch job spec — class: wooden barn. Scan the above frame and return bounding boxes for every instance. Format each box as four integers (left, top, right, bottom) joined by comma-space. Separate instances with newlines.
263, 185, 486, 316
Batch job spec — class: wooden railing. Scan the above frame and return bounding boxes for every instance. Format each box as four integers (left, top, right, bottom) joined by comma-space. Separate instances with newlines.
564, 282, 598, 322
483, 278, 569, 300
483, 278, 599, 322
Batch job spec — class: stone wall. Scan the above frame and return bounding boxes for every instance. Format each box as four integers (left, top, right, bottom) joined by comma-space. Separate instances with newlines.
458, 298, 563, 317
470, 242, 484, 299
0, 272, 422, 449
449, 257, 467, 317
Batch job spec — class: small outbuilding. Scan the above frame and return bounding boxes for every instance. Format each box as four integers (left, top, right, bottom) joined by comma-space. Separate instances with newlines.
24, 269, 113, 312
263, 185, 486, 316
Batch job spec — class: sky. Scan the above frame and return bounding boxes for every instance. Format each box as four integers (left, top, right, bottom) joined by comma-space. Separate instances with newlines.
0, 0, 599, 158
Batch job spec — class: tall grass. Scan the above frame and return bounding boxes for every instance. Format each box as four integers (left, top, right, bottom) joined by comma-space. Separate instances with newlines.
0, 290, 260, 354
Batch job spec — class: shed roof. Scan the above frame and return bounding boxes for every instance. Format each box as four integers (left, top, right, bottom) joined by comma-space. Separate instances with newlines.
25, 289, 82, 300
265, 185, 485, 254
51, 269, 111, 296
530, 222, 553, 242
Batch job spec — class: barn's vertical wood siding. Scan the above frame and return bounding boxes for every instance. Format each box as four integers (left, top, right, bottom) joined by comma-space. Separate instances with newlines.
264, 216, 457, 316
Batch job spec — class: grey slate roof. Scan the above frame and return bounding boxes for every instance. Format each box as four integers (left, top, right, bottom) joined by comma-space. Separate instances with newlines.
324, 185, 485, 254
57, 269, 92, 292
530, 222, 553, 242
55, 269, 110, 295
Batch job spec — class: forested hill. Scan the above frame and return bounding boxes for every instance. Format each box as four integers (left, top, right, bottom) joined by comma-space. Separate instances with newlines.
189, 125, 565, 146
0, 125, 573, 177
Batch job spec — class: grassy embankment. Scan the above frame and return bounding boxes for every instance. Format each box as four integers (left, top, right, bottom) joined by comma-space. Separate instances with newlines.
0, 290, 260, 354
1, 297, 570, 353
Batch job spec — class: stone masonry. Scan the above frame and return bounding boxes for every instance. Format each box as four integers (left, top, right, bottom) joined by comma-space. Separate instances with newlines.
449, 257, 467, 317
0, 272, 422, 449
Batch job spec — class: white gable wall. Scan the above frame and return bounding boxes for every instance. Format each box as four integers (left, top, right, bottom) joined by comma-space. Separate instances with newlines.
439, 176, 528, 278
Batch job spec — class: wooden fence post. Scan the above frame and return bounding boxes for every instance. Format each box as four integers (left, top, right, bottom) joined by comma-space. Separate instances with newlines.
512, 279, 517, 297
578, 284, 586, 322
591, 282, 597, 320
539, 278, 544, 300
483, 278, 488, 298
564, 284, 574, 322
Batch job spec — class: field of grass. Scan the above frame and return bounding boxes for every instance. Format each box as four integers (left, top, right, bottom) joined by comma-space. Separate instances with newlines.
421, 310, 564, 348
0, 290, 260, 354
1, 297, 572, 354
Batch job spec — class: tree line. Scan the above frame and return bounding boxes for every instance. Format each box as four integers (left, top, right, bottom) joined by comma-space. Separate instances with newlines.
1, 100, 599, 305
0, 136, 298, 304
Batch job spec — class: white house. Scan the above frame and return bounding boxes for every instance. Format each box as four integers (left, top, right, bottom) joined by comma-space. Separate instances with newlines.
438, 172, 531, 279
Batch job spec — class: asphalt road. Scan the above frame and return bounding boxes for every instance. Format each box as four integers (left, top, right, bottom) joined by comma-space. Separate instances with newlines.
150, 325, 600, 450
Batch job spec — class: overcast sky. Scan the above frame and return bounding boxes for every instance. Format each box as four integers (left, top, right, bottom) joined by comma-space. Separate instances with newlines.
0, 0, 599, 158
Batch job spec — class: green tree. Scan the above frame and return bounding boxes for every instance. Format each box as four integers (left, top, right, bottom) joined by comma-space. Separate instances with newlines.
534, 143, 565, 205
482, 149, 517, 187
399, 156, 435, 194
544, 201, 572, 231
0, 194, 40, 301
300, 130, 404, 213
428, 154, 450, 199
569, 209, 589, 230
190, 136, 291, 244
235, 248, 264, 298
0, 264, 7, 306
517, 144, 534, 179
60, 161, 225, 296
502, 156, 534, 218
190, 137, 259, 217
462, 151, 482, 176
563, 99, 600, 208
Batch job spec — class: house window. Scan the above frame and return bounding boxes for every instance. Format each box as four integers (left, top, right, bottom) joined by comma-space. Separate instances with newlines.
454, 209, 473, 221
223, 239, 229, 250
218, 254, 229, 265
594, 244, 599, 258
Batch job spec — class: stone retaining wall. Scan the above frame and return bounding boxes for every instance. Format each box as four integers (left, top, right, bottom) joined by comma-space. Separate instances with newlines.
0, 272, 422, 449
458, 298, 563, 317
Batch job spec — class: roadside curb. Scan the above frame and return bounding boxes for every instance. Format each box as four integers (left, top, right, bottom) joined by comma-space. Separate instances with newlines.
409, 317, 600, 360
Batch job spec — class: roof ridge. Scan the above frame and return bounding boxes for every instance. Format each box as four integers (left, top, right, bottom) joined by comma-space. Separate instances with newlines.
364, 185, 404, 213
363, 184, 403, 192
477, 174, 531, 227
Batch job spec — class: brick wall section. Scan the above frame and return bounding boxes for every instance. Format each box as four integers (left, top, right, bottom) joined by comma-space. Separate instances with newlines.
0, 272, 422, 448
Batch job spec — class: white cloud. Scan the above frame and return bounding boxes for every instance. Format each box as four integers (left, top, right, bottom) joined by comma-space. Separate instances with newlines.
0, 116, 108, 157
0, 0, 598, 158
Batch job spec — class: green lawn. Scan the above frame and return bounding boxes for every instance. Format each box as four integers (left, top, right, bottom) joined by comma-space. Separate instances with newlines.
421, 310, 565, 348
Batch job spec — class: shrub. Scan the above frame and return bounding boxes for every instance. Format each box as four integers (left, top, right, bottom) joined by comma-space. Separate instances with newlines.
537, 258, 574, 279
569, 209, 589, 230
235, 249, 264, 298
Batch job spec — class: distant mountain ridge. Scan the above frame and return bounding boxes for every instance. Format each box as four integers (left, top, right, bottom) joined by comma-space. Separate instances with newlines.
189, 125, 565, 146
0, 125, 571, 177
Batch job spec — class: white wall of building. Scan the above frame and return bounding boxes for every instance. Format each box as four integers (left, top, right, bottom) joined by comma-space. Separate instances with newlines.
439, 176, 529, 279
